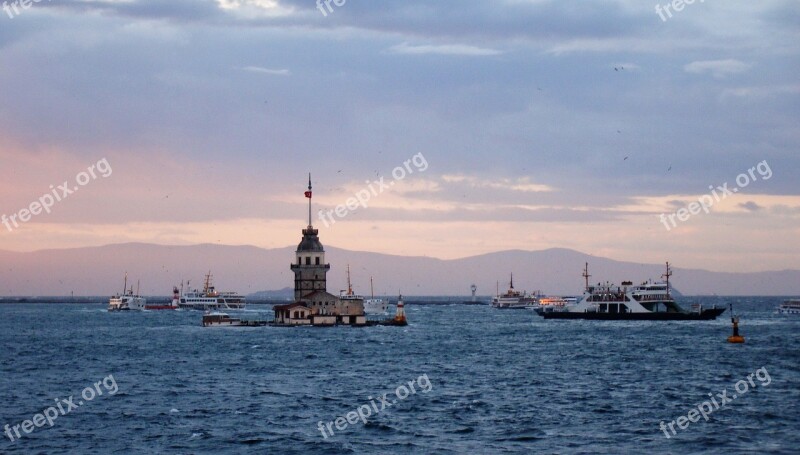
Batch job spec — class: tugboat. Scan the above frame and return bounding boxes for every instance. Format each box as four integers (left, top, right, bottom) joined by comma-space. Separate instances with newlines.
108, 274, 146, 311
492, 274, 538, 309
536, 262, 725, 321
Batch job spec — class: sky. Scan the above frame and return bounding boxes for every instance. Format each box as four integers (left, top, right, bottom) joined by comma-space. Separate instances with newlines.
0, 0, 798, 273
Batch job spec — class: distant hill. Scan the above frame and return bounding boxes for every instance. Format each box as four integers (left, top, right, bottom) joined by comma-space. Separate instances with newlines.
0, 243, 798, 297
248, 287, 294, 300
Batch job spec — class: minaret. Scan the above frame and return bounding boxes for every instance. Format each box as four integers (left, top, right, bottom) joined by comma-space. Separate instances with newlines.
290, 174, 331, 301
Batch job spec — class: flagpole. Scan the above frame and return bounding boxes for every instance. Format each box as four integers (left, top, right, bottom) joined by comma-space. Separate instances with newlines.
307, 173, 312, 228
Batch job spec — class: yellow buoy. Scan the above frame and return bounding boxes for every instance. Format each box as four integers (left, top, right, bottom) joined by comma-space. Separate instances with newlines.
727, 304, 744, 343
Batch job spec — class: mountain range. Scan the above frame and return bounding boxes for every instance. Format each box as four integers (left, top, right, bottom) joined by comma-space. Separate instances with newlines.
0, 243, 798, 297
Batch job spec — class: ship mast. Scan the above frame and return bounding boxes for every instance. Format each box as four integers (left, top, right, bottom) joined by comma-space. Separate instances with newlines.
370, 276, 374, 299
347, 264, 353, 296
122, 272, 128, 295
204, 271, 212, 294
582, 262, 591, 291
662, 261, 672, 296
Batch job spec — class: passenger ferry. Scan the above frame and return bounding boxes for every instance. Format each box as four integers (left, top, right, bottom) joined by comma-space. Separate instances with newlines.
108, 274, 146, 311
536, 263, 725, 320
492, 274, 539, 309
779, 299, 800, 314
174, 272, 246, 310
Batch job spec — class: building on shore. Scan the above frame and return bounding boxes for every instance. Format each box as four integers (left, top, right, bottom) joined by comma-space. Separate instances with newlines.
273, 175, 367, 326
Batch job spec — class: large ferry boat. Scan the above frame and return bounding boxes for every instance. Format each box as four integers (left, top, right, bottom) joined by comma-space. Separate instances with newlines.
173, 272, 246, 310
492, 274, 539, 309
779, 299, 800, 314
108, 274, 146, 311
536, 263, 725, 320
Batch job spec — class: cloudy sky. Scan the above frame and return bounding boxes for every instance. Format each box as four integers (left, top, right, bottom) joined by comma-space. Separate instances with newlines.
0, 0, 798, 273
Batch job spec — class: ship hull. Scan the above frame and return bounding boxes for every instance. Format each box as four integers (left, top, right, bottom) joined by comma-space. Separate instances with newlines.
539, 308, 725, 320
145, 305, 177, 311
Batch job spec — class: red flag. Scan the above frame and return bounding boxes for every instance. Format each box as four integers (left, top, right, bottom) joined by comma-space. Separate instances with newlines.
304, 191, 312, 198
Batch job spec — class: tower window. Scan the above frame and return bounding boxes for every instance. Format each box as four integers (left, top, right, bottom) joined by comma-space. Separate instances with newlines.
297, 258, 301, 265
305, 257, 310, 265
315, 257, 320, 265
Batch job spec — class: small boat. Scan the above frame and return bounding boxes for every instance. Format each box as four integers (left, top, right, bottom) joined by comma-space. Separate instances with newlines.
492, 274, 538, 309
108, 274, 146, 311
536, 262, 725, 321
779, 299, 800, 314
202, 311, 267, 327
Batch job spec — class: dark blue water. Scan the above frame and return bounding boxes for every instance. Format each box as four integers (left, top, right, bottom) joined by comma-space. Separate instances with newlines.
1, 298, 798, 454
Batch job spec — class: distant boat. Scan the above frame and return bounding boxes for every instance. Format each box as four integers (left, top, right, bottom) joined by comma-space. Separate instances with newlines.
338, 266, 387, 314
536, 262, 725, 320
202, 311, 267, 327
779, 299, 800, 315
108, 274, 146, 311
364, 277, 388, 315
492, 274, 538, 309
174, 272, 246, 310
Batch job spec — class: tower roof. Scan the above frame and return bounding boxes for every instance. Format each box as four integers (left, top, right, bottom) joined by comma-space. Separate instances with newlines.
297, 227, 324, 252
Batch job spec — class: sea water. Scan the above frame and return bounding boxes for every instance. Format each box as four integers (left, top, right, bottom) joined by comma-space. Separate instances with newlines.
0, 297, 797, 454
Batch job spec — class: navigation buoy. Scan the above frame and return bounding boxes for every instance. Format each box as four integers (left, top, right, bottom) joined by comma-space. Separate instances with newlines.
394, 295, 407, 325
727, 304, 744, 343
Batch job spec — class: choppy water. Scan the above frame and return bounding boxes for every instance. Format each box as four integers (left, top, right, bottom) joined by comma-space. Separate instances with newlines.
1, 297, 798, 454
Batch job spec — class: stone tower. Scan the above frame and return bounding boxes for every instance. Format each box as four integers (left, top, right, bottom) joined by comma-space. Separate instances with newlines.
290, 175, 331, 300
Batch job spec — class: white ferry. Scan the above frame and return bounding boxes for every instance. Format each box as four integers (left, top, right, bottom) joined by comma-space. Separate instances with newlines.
364, 277, 388, 314
536, 262, 725, 321
779, 299, 800, 314
174, 272, 246, 310
492, 274, 539, 309
108, 274, 146, 311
